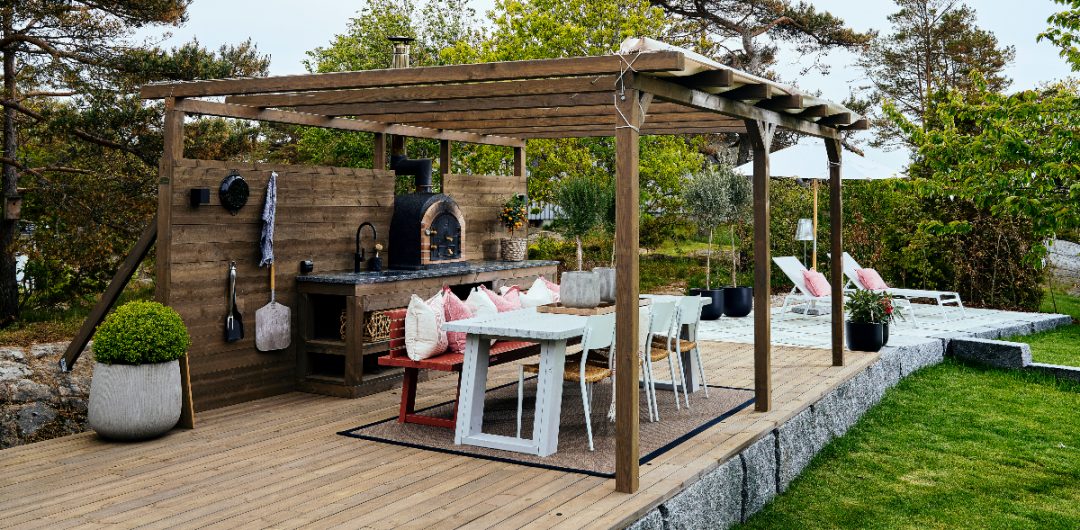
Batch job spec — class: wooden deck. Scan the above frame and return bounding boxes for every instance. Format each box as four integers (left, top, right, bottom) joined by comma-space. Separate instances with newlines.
0, 342, 877, 529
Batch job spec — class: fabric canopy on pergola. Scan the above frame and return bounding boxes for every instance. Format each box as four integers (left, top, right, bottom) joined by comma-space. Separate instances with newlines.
140, 37, 865, 495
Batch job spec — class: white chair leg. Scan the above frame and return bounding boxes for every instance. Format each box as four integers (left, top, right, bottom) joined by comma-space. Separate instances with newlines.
674, 344, 690, 408
516, 366, 525, 439
660, 354, 678, 412
694, 344, 709, 398
779, 296, 792, 321
582, 379, 594, 451
642, 359, 659, 422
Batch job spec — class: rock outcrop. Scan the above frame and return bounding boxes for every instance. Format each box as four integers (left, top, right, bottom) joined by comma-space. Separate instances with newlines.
0, 342, 92, 448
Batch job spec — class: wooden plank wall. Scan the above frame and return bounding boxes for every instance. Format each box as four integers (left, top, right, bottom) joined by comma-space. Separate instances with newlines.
442, 173, 527, 260
168, 159, 396, 411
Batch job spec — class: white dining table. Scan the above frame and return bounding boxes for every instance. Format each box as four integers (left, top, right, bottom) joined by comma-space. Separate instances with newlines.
443, 307, 586, 457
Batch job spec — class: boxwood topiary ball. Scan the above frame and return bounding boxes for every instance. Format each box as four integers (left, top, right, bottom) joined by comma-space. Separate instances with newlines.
92, 301, 191, 365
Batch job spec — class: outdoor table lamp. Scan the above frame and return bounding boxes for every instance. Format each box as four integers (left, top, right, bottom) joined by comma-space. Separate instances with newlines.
796, 218, 814, 267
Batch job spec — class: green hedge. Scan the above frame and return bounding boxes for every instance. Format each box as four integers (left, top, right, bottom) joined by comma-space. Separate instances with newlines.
92, 301, 191, 365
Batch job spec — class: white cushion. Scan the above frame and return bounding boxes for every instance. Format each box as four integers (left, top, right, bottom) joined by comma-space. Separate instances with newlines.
404, 293, 447, 361
519, 278, 555, 308
465, 287, 499, 320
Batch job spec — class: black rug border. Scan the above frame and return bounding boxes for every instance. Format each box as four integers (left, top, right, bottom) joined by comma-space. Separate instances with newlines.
337, 380, 756, 479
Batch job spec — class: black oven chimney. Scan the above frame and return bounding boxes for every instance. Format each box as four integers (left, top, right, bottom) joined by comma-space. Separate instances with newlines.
386, 35, 432, 193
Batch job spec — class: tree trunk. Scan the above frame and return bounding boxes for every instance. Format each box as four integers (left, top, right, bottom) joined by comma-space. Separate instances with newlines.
730, 224, 738, 288
705, 228, 713, 290
575, 235, 583, 271
0, 15, 19, 325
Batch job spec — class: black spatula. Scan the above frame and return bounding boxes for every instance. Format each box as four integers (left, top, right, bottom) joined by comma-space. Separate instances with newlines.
225, 261, 244, 342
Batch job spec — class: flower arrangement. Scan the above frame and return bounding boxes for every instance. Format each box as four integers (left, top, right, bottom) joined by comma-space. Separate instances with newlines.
844, 289, 895, 324
498, 195, 528, 236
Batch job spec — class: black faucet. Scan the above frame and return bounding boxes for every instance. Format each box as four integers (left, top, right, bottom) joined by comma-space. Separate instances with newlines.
355, 222, 376, 272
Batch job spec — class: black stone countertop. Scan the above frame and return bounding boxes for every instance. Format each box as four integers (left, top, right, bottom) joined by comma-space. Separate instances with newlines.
295, 260, 559, 285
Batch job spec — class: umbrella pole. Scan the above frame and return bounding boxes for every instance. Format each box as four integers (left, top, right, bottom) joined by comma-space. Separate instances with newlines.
812, 179, 818, 270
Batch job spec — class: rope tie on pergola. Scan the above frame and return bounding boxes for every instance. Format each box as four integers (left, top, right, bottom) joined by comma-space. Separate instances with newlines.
614, 52, 645, 133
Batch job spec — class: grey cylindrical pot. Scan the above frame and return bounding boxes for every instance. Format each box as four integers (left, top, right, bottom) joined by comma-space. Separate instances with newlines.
560, 271, 601, 308
592, 267, 616, 303
89, 360, 181, 441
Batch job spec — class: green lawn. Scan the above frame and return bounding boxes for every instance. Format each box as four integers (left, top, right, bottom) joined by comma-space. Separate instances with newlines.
739, 359, 1080, 529
1009, 290, 1080, 367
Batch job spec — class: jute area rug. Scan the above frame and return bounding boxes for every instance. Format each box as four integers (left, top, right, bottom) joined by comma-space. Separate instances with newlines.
339, 377, 754, 477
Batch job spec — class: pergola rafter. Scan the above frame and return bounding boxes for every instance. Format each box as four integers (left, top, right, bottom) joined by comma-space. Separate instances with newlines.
132, 45, 864, 496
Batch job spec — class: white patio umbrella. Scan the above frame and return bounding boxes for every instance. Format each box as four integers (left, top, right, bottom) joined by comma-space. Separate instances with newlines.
734, 142, 906, 269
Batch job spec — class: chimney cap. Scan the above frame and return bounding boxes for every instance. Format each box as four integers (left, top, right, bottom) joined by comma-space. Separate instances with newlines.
388, 36, 415, 44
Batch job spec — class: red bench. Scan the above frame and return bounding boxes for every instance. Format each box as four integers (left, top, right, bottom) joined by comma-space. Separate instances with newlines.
377, 308, 540, 429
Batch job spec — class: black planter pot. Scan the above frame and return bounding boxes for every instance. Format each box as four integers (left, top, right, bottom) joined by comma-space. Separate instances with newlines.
689, 288, 724, 320
845, 321, 886, 352
883, 323, 890, 346
722, 286, 753, 317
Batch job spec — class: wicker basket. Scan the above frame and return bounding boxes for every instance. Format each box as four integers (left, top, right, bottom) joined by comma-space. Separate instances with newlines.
339, 309, 394, 342
500, 237, 527, 261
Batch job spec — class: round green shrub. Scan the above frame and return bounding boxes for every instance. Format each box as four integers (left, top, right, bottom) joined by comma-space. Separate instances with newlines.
92, 301, 191, 365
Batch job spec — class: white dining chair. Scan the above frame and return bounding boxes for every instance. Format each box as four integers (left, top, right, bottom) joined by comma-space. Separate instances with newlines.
641, 300, 681, 421
516, 312, 616, 451
662, 295, 707, 402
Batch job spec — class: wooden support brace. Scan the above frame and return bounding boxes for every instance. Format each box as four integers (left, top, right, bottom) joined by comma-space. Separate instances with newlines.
59, 220, 157, 372
745, 118, 775, 413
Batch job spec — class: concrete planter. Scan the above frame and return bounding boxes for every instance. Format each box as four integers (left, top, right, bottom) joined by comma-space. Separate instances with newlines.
592, 267, 616, 303
560, 271, 601, 308
689, 288, 724, 320
89, 360, 181, 441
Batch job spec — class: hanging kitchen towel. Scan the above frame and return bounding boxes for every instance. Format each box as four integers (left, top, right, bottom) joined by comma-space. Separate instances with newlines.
259, 171, 277, 267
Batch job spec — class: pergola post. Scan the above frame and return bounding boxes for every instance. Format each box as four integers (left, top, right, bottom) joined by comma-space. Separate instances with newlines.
614, 79, 649, 494
159, 97, 195, 429
825, 138, 845, 366
439, 139, 451, 175
513, 145, 525, 178
373, 132, 386, 170
745, 119, 775, 412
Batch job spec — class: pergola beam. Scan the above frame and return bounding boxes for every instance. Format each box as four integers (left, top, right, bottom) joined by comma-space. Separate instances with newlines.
402, 113, 743, 131
297, 92, 615, 116
173, 99, 525, 147
226, 76, 620, 108
630, 75, 840, 139
340, 103, 707, 125
141, 51, 685, 99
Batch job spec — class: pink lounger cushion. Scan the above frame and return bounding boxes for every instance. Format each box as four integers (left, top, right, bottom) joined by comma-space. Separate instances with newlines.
857, 267, 889, 290
802, 269, 832, 297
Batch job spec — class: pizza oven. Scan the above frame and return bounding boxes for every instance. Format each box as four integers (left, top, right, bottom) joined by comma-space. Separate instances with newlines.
387, 155, 467, 270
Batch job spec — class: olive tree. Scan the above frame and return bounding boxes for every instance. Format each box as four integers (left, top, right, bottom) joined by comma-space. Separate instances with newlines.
682, 166, 729, 289
553, 174, 606, 271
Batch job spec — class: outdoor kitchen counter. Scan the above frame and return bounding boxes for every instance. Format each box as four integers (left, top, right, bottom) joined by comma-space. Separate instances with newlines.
293, 260, 559, 399
295, 260, 560, 285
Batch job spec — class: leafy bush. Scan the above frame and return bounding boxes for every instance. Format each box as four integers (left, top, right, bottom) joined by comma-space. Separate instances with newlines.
92, 301, 191, 365
845, 289, 895, 324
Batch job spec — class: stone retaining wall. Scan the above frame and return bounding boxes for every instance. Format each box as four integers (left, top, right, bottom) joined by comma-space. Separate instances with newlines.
627, 314, 1070, 530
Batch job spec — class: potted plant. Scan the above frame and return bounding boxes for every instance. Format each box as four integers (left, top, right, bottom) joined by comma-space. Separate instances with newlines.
844, 289, 894, 352
88, 301, 191, 440
682, 165, 729, 319
714, 165, 754, 317
553, 174, 605, 307
498, 194, 528, 261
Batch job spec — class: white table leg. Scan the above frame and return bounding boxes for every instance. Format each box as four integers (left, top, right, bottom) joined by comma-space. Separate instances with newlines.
455, 334, 491, 445
532, 339, 567, 457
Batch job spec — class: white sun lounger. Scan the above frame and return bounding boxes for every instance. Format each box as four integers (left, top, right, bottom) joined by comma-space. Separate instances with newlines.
837, 252, 964, 321
772, 256, 835, 320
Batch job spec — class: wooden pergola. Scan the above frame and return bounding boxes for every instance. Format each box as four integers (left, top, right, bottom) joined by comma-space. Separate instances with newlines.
138, 41, 863, 494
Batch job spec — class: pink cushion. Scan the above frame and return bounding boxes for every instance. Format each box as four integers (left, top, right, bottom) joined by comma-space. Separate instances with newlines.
540, 275, 560, 302
502, 285, 522, 307
481, 285, 520, 312
802, 269, 831, 297
857, 268, 889, 290
443, 288, 475, 353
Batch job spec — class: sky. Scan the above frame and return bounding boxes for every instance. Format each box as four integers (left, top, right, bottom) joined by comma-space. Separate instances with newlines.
138, 0, 1076, 168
